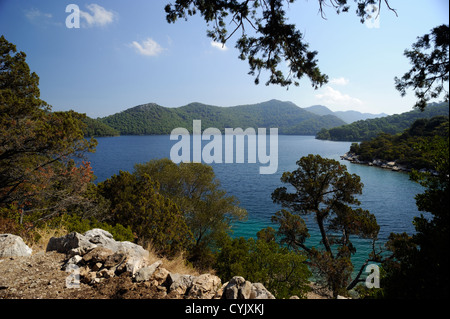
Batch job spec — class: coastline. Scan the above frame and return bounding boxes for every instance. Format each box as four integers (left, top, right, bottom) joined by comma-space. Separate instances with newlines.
340, 152, 439, 175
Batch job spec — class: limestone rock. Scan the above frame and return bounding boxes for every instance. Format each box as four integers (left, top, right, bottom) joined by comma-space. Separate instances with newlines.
250, 283, 276, 299
43, 228, 278, 299
222, 276, 275, 299
62, 255, 82, 271
188, 274, 222, 299
103, 252, 126, 269
0, 234, 32, 258
152, 267, 170, 286
46, 229, 149, 275
82, 247, 114, 264
223, 276, 252, 299
46, 232, 96, 256
167, 273, 195, 295
134, 260, 162, 282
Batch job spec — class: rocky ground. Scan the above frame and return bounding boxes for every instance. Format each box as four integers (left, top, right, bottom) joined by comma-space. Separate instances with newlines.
0, 251, 330, 300
0, 229, 330, 300
0, 251, 167, 299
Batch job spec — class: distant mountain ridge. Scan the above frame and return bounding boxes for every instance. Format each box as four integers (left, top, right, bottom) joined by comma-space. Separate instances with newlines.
304, 105, 388, 123
99, 100, 347, 135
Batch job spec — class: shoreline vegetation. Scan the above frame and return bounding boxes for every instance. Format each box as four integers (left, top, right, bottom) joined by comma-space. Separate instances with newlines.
341, 115, 449, 176
340, 152, 439, 175
316, 102, 449, 142
341, 151, 417, 173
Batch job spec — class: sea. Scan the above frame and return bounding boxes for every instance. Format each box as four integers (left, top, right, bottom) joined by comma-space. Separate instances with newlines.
86, 134, 427, 272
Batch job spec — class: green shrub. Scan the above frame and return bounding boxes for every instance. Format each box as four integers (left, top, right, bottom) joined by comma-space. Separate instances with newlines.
215, 233, 311, 299
49, 213, 135, 242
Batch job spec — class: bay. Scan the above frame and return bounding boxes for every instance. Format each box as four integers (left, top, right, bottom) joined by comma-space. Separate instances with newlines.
86, 135, 426, 271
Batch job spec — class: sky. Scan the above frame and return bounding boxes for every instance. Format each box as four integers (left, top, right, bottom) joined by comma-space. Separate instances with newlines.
0, 0, 448, 118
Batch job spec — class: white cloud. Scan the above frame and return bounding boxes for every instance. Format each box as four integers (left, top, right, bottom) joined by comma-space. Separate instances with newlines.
315, 86, 363, 108
329, 77, 349, 86
80, 4, 117, 28
131, 38, 165, 56
25, 8, 61, 26
25, 8, 52, 20
211, 41, 228, 51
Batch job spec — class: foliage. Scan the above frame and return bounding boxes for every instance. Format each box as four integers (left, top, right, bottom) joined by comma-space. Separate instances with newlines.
381, 132, 449, 298
164, 0, 396, 88
350, 116, 448, 170
316, 102, 449, 141
42, 213, 135, 242
215, 232, 311, 299
97, 170, 193, 257
0, 35, 96, 225
134, 158, 247, 268
100, 99, 345, 135
81, 116, 120, 137
395, 24, 449, 111
271, 154, 380, 298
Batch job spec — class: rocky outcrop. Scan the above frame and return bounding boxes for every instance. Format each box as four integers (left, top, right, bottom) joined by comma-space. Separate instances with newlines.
0, 234, 32, 258
222, 276, 275, 299
167, 273, 195, 295
42, 229, 277, 299
188, 274, 222, 299
47, 228, 149, 276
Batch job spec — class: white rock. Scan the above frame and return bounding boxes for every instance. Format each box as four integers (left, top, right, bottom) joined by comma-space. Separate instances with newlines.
168, 273, 195, 295
223, 276, 252, 299
250, 283, 276, 299
134, 260, 163, 282
188, 274, 222, 299
0, 234, 32, 258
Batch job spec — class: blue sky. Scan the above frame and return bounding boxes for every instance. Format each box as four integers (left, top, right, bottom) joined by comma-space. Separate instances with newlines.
0, 0, 448, 118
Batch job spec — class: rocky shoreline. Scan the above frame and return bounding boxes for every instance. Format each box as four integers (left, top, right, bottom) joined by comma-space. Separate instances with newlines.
340, 152, 439, 175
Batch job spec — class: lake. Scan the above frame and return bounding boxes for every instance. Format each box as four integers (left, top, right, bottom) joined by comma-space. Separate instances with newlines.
86, 135, 426, 271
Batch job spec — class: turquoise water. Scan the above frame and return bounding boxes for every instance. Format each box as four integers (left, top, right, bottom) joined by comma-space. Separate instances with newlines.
86, 135, 426, 271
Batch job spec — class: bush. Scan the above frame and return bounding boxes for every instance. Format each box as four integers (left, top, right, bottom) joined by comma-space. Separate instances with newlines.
97, 171, 193, 257
56, 213, 135, 242
215, 233, 311, 299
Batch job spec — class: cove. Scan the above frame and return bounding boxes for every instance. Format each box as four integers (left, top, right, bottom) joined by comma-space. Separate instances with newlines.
86, 135, 426, 270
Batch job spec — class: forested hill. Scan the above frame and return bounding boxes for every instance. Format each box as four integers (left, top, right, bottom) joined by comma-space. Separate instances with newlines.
99, 99, 346, 135
348, 115, 449, 170
82, 116, 120, 137
315, 102, 449, 141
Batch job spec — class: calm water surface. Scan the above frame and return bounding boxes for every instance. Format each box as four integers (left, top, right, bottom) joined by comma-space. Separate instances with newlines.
87, 135, 426, 270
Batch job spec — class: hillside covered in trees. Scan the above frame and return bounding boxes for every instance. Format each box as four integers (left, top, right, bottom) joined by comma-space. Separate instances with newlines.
349, 116, 448, 170
315, 102, 449, 141
99, 100, 346, 135
81, 116, 120, 137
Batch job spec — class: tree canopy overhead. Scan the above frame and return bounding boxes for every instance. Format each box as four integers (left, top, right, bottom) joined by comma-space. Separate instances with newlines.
395, 24, 449, 111
165, 0, 397, 88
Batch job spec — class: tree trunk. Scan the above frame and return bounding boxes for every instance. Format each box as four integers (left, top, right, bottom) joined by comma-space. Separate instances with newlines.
317, 214, 333, 258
